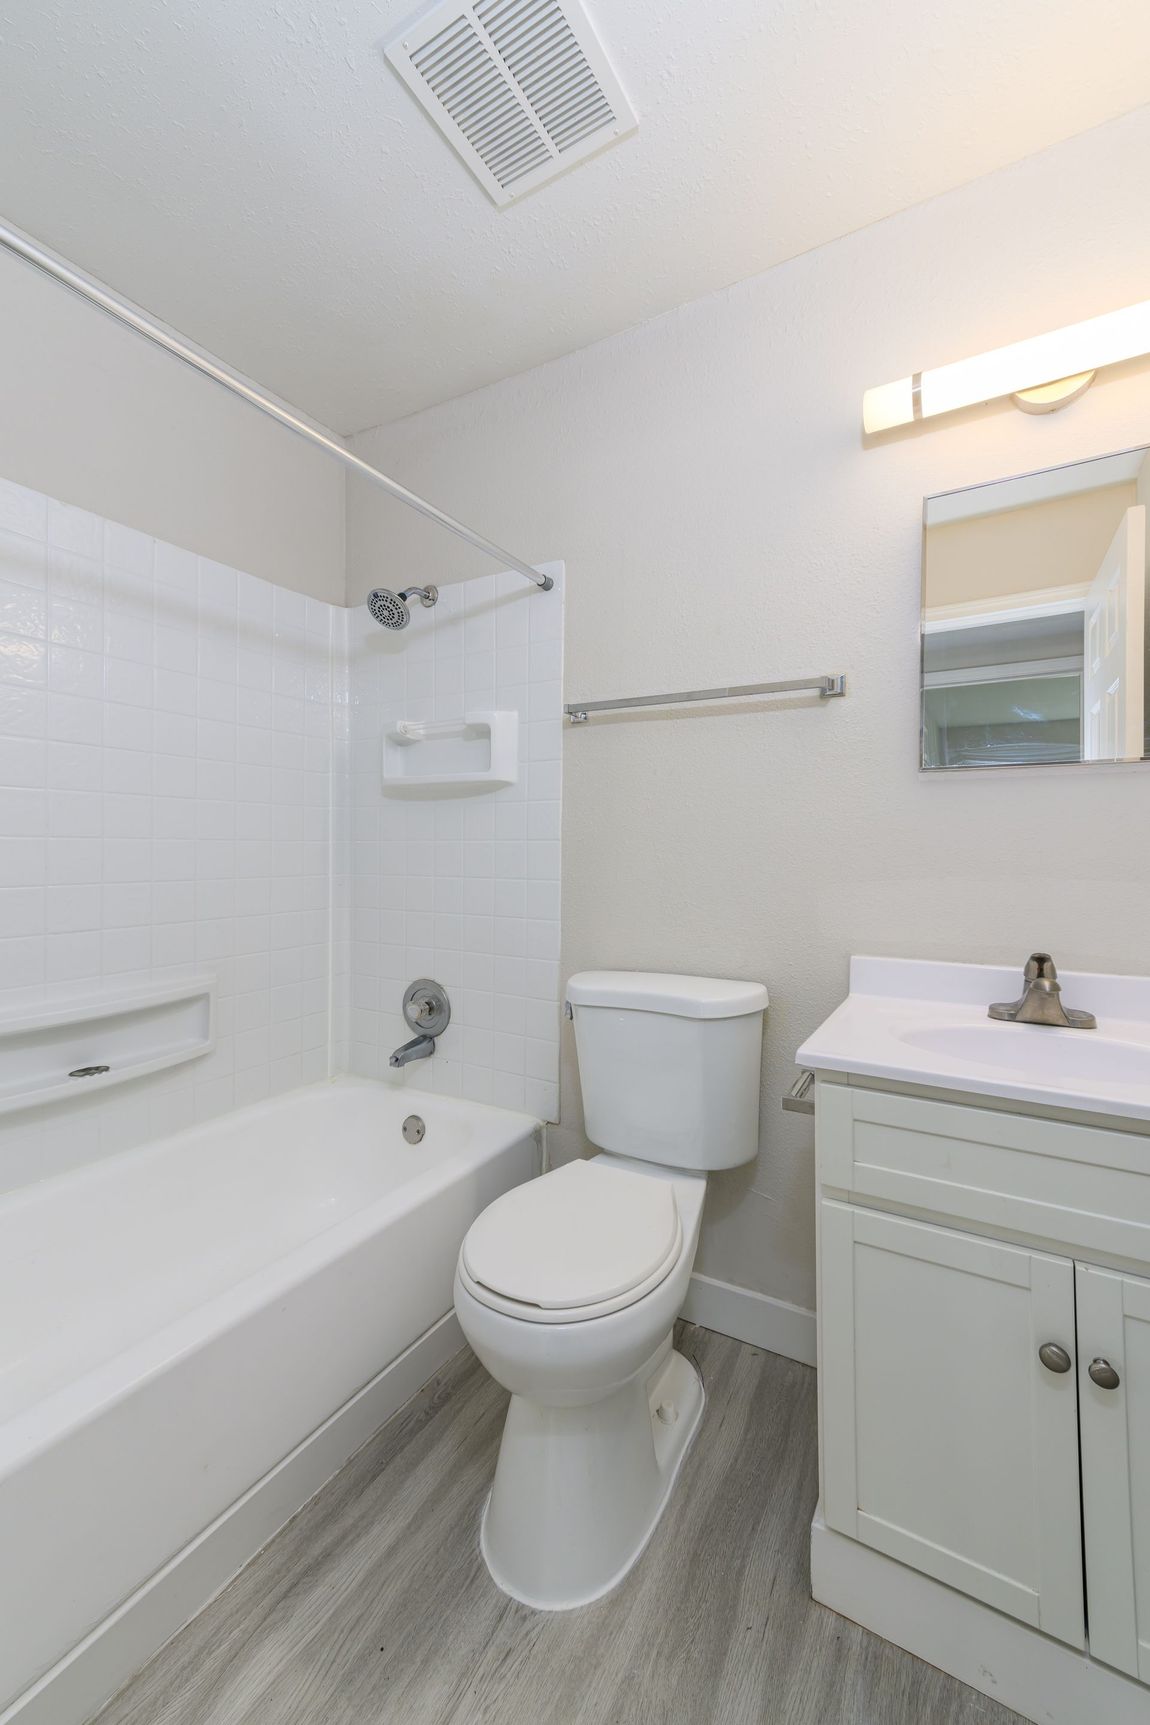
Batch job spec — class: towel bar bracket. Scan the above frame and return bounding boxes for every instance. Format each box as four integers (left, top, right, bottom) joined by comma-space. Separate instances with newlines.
782, 1070, 816, 1115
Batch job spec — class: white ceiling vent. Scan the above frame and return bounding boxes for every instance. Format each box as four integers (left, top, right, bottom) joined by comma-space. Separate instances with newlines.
385, 0, 637, 206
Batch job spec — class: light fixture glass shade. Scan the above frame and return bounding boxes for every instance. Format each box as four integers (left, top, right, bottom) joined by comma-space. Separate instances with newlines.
863, 299, 1150, 432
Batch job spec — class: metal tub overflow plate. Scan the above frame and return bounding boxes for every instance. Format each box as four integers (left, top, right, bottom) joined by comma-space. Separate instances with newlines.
402, 1114, 426, 1145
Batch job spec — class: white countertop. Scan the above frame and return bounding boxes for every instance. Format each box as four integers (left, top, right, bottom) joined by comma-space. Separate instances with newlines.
796, 956, 1150, 1124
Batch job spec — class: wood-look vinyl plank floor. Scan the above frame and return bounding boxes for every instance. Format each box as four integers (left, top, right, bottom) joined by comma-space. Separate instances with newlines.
93, 1326, 1022, 1725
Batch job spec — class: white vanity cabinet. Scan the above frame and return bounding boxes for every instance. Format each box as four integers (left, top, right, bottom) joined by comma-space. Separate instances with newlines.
799, 954, 1150, 1724
819, 1201, 1085, 1646
812, 1074, 1150, 1720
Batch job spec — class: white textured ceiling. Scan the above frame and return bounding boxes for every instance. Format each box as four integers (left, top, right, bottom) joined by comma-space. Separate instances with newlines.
2, 0, 1149, 434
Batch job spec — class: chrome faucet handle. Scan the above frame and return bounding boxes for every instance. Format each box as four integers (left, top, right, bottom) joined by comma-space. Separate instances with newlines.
402, 979, 451, 1037
989, 953, 1096, 1030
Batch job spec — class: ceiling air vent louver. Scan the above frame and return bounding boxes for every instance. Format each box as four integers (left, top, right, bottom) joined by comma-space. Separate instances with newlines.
385, 0, 637, 206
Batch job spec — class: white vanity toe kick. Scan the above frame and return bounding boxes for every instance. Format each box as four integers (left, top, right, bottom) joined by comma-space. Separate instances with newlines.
797, 956, 1150, 1123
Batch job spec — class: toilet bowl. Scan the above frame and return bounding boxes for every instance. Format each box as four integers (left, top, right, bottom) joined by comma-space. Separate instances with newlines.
455, 1155, 707, 1609
454, 971, 767, 1610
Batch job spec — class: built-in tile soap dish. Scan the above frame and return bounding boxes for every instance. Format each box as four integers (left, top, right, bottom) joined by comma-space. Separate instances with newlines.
382, 711, 518, 790
0, 977, 215, 1115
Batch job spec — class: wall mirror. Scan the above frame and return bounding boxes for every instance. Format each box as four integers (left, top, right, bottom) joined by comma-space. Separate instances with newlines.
921, 447, 1149, 769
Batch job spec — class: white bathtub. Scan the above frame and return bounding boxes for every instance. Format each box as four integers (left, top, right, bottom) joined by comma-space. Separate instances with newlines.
0, 1076, 539, 1725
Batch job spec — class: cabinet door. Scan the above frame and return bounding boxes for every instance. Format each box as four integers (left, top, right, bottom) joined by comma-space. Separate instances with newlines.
1076, 1263, 1150, 1680
820, 1201, 1083, 1645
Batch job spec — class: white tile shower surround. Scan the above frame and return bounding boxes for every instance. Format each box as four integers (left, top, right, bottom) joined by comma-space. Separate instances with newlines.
0, 473, 563, 1185
341, 564, 563, 1120
0, 474, 336, 1186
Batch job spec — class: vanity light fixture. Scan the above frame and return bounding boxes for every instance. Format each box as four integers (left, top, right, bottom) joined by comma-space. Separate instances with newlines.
863, 297, 1150, 432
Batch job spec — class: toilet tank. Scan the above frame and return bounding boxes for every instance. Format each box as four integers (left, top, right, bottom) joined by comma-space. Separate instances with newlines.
567, 972, 768, 1171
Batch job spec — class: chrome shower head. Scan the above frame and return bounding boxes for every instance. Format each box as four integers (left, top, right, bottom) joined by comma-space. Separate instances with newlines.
367, 585, 439, 630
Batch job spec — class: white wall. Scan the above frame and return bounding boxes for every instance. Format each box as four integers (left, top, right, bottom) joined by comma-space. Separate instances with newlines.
346, 104, 1150, 1314
0, 248, 345, 602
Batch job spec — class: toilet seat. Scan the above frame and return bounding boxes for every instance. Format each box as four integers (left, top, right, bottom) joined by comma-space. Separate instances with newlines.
460, 1160, 683, 1325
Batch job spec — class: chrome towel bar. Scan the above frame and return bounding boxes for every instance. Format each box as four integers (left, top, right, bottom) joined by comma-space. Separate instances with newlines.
565, 674, 845, 722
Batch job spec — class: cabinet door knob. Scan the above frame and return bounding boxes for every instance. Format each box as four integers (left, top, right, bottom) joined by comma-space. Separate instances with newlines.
1038, 1342, 1072, 1374
1087, 1357, 1120, 1390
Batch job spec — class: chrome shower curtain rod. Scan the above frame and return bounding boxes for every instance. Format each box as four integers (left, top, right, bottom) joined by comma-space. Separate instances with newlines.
0, 220, 553, 592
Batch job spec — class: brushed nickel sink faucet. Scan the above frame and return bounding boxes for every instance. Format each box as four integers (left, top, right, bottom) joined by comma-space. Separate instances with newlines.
988, 954, 1096, 1030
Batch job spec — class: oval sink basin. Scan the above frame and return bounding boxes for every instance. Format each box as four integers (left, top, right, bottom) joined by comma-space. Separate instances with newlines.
899, 1023, 1150, 1087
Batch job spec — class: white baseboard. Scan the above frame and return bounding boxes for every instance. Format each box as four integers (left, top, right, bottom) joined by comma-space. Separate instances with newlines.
811, 1515, 1148, 1725
3, 1313, 466, 1725
681, 1272, 817, 1367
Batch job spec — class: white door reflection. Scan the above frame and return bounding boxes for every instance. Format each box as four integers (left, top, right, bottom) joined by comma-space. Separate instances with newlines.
1083, 506, 1145, 761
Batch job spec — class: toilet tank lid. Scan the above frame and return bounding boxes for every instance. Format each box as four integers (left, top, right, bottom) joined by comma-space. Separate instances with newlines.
567, 971, 768, 1019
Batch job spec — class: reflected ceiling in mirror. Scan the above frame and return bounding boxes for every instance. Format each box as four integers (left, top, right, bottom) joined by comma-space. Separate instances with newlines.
921, 446, 1149, 770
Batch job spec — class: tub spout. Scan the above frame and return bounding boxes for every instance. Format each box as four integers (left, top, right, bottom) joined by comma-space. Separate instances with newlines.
389, 1034, 436, 1068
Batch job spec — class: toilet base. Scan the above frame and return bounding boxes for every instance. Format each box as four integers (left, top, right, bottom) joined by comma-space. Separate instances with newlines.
479, 1342, 705, 1611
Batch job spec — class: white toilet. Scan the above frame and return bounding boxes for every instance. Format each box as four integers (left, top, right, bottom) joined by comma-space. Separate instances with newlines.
454, 970, 768, 1610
